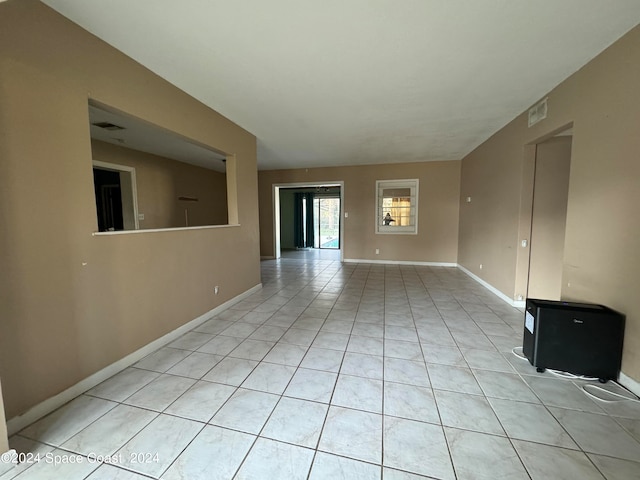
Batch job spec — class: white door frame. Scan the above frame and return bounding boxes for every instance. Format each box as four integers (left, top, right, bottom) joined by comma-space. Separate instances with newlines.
272, 181, 344, 261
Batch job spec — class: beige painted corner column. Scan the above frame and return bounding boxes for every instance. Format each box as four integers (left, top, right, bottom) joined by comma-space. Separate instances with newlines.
0, 379, 8, 453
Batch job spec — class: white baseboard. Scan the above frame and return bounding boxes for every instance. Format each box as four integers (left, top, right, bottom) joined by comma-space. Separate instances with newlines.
343, 259, 457, 267
512, 300, 526, 309
6, 283, 262, 436
619, 371, 640, 397
457, 265, 638, 393
457, 265, 522, 308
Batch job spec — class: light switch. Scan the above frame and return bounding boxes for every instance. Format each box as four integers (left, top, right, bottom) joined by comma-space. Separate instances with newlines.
521, 239, 528, 247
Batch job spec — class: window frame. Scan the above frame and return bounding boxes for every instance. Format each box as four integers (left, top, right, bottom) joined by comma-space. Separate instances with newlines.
375, 179, 419, 235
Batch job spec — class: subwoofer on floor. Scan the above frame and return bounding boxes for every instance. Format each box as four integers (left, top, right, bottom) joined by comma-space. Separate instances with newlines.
522, 298, 625, 382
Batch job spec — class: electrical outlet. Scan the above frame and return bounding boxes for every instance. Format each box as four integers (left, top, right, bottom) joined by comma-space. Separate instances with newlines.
479, 264, 483, 270
375, 249, 380, 255
214, 286, 219, 295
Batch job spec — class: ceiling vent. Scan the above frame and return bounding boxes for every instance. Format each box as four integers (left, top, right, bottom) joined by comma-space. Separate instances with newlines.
92, 121, 126, 131
528, 98, 548, 127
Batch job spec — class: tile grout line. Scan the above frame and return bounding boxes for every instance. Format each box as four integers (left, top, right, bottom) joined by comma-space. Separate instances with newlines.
12, 256, 640, 479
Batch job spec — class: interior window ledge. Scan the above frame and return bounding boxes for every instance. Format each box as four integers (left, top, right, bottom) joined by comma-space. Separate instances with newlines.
92, 224, 241, 236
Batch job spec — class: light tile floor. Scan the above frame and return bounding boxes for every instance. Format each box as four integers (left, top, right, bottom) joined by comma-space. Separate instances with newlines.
3, 251, 640, 479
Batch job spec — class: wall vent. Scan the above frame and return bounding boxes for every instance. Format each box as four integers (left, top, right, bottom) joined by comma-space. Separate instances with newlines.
92, 121, 125, 131
528, 98, 548, 127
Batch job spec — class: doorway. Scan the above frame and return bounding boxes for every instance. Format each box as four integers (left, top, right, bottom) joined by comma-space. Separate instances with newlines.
92, 160, 139, 232
289, 188, 341, 249
93, 168, 124, 231
527, 132, 573, 300
273, 182, 344, 260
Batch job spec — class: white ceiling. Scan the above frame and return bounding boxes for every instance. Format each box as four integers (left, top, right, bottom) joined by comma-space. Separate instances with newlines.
44, 0, 640, 170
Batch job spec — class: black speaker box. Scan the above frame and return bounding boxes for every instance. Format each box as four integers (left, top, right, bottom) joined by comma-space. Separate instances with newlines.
523, 298, 624, 381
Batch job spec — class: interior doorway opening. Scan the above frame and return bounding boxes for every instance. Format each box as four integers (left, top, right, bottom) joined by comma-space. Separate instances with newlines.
93, 168, 124, 231
273, 182, 344, 261
527, 129, 573, 300
92, 160, 139, 232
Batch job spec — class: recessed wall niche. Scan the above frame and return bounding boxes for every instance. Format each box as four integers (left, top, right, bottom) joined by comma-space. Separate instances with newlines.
88, 101, 229, 231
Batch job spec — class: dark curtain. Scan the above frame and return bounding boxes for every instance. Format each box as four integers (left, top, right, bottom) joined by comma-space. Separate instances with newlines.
293, 192, 314, 248
305, 192, 315, 248
294, 192, 304, 248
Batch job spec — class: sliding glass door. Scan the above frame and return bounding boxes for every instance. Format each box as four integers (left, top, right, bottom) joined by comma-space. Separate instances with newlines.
313, 196, 340, 249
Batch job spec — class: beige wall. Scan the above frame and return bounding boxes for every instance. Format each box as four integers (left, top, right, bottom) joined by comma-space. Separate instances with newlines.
458, 25, 640, 380
528, 136, 572, 300
0, 0, 260, 419
259, 162, 461, 263
91, 140, 228, 229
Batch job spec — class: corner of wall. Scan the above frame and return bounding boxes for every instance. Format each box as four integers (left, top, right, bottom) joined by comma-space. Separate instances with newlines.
0, 379, 8, 454
618, 371, 640, 398
457, 264, 524, 309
